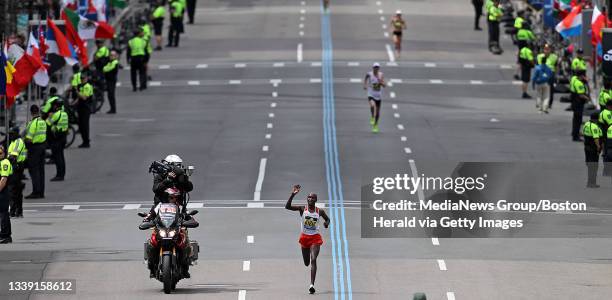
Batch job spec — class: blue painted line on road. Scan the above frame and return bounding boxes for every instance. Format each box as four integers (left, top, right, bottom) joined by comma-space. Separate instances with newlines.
320, 2, 352, 299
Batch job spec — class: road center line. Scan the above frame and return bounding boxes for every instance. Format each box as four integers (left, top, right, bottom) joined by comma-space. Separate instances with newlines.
253, 158, 267, 201
297, 43, 303, 63
385, 44, 395, 62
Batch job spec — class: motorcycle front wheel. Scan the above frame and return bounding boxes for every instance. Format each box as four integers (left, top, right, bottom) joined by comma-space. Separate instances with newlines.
162, 255, 172, 294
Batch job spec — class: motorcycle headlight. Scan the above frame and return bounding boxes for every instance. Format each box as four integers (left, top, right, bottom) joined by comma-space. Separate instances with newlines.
168, 230, 176, 238
159, 230, 167, 238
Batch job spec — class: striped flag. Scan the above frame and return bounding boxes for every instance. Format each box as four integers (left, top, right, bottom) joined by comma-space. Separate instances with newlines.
555, 5, 582, 39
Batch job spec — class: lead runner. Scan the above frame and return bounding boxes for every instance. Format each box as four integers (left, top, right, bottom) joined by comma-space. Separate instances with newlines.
285, 184, 330, 294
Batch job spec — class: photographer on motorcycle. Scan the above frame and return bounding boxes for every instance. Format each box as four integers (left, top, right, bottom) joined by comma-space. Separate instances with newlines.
150, 154, 193, 215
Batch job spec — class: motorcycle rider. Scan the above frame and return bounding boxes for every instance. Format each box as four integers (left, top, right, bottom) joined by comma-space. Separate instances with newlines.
150, 154, 193, 214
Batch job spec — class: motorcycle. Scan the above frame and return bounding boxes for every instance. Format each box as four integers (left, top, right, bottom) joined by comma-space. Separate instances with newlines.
138, 204, 199, 294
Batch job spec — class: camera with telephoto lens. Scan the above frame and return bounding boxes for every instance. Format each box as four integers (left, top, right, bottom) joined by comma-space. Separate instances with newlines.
148, 161, 196, 177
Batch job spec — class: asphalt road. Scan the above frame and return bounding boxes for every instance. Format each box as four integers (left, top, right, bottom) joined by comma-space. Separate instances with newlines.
0, 0, 611, 299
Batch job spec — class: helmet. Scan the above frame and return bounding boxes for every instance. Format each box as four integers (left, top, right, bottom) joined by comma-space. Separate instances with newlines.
163, 154, 183, 166
165, 187, 181, 197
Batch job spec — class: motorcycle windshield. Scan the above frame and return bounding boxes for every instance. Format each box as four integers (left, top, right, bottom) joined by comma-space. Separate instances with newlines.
157, 203, 178, 229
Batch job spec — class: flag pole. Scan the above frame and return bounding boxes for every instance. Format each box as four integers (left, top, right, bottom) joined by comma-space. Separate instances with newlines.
1, 33, 8, 150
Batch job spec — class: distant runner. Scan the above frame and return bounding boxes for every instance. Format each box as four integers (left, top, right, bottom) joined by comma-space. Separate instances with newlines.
285, 184, 330, 294
364, 63, 386, 133
390, 10, 407, 58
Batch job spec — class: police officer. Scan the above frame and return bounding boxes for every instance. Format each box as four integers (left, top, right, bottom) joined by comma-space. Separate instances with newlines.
47, 101, 69, 181
472, 0, 484, 30
70, 65, 82, 101
583, 113, 602, 188
128, 29, 148, 92
103, 50, 122, 114
186, 0, 196, 24
518, 43, 534, 99
141, 21, 153, 81
7, 128, 26, 218
487, 0, 503, 54
570, 72, 590, 141
571, 48, 587, 75
151, 1, 166, 50
0, 146, 13, 243
598, 79, 611, 109
94, 40, 110, 74
167, 0, 184, 47
41, 87, 62, 118
73, 75, 93, 148
24, 105, 46, 199
605, 117, 612, 181
537, 44, 559, 108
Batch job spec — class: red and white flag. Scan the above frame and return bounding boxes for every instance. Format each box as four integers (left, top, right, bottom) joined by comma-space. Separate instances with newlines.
27, 32, 49, 87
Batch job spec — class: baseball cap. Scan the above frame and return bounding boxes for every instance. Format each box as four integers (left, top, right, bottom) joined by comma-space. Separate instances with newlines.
396, 10, 402, 14
373, 62, 381, 68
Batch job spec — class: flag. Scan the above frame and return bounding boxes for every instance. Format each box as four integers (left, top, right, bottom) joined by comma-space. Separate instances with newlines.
75, 14, 115, 40
591, 5, 607, 46
0, 43, 7, 96
555, 5, 582, 39
62, 8, 89, 65
46, 19, 79, 65
27, 32, 49, 87
61, 0, 78, 10
5, 43, 40, 106
111, 0, 127, 9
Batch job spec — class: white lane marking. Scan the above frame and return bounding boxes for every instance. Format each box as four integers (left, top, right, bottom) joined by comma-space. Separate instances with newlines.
297, 43, 303, 63
235, 63, 246, 68
116, 82, 121, 87
310, 78, 322, 83
425, 62, 437, 67
299, 23, 304, 28
149, 81, 161, 86
382, 24, 387, 29
265, 134, 272, 139
311, 61, 322, 67
247, 202, 265, 208
158, 65, 170, 69
315, 203, 325, 208
378, 9, 384, 14
299, 31, 304, 36
243, 260, 251, 271
500, 64, 512, 69
401, 136, 407, 142
63, 205, 80, 210
380, 16, 385, 21
447, 292, 456, 300
350, 78, 361, 83
394, 113, 400, 118
397, 124, 405, 130
270, 102, 277, 108
229, 80, 242, 85
512, 80, 522, 85
300, 9, 306, 14
390, 91, 396, 98
490, 118, 500, 122
376, 1, 381, 5
392, 104, 398, 109
269, 113, 275, 118
187, 202, 204, 208
386, 61, 398, 66
386, 44, 395, 62
239, 290, 247, 300
273, 62, 285, 67
384, 32, 389, 37
122, 204, 141, 210
11, 260, 32, 263
247, 235, 254, 243
387, 82, 393, 87
270, 79, 282, 85
438, 259, 447, 271
470, 80, 483, 85
262, 145, 269, 152
404, 147, 412, 154
348, 62, 360, 66
464, 63, 475, 68
253, 158, 267, 201
188, 80, 201, 86
432, 237, 440, 245
196, 64, 208, 69
390, 78, 403, 83
430, 79, 443, 84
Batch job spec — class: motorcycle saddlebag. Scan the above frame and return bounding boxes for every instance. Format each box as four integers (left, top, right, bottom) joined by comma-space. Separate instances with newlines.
190, 240, 200, 261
